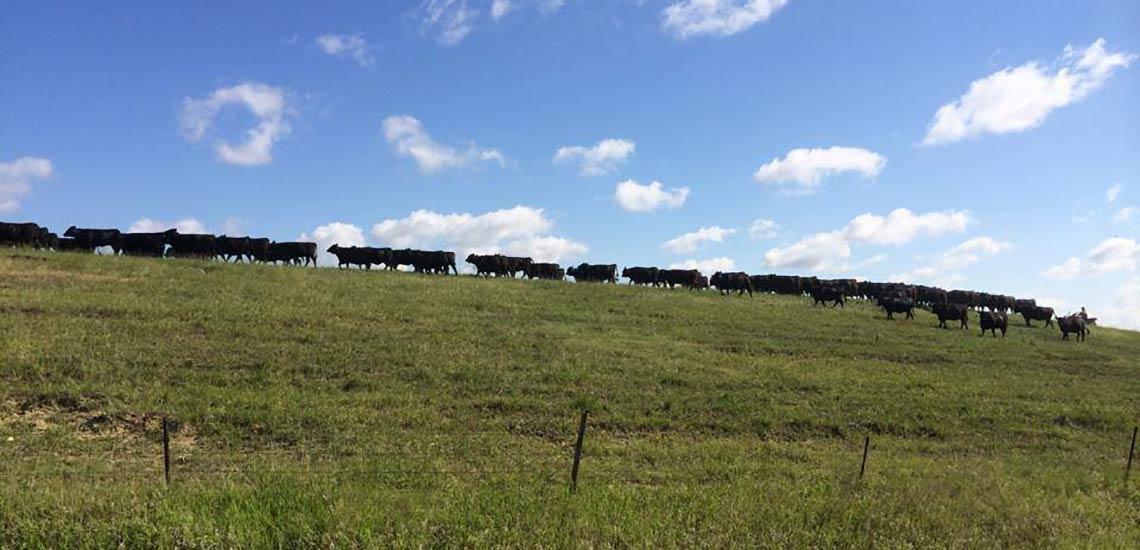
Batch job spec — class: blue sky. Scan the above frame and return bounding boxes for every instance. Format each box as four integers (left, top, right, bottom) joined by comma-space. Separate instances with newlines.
2, 1, 1138, 327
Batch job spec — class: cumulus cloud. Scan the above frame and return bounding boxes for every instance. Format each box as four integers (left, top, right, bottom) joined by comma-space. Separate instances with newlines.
1106, 183, 1123, 203
922, 39, 1135, 145
890, 236, 1011, 283
554, 138, 635, 176
370, 206, 586, 263
1114, 206, 1136, 223
0, 156, 52, 213
842, 208, 971, 246
128, 218, 208, 234
491, 0, 512, 19
492, 0, 565, 20
748, 218, 780, 240
1101, 277, 1140, 330
301, 222, 367, 266
669, 257, 737, 275
314, 33, 374, 67
382, 115, 507, 173
180, 82, 292, 166
753, 146, 886, 194
1044, 237, 1139, 279
614, 180, 689, 212
662, 226, 737, 254
662, 0, 788, 39
419, 0, 477, 46
763, 208, 972, 272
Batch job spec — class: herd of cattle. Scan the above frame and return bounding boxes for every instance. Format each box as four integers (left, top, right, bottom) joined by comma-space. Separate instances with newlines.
2, 220, 1093, 341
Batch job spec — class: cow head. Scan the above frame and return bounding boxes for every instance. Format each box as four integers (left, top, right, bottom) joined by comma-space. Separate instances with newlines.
64, 226, 78, 237
327, 244, 340, 254
465, 253, 479, 263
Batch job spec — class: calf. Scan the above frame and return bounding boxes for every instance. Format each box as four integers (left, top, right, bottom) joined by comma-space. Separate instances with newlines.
979, 311, 1007, 338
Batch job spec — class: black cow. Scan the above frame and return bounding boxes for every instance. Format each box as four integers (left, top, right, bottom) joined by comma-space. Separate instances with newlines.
166, 233, 216, 259
567, 263, 617, 283
410, 250, 457, 275
327, 245, 377, 269
0, 222, 46, 247
63, 226, 121, 253
1021, 306, 1055, 328
932, 302, 969, 329
810, 285, 845, 307
1013, 299, 1036, 316
502, 256, 532, 278
659, 269, 700, 289
55, 237, 82, 252
248, 238, 271, 263
772, 275, 802, 296
916, 285, 948, 306
693, 275, 709, 291
979, 311, 1008, 338
268, 241, 318, 266
387, 249, 416, 271
524, 262, 564, 280
466, 254, 509, 277
711, 272, 752, 297
622, 267, 659, 286
120, 230, 176, 257
215, 236, 252, 262
1057, 315, 1087, 341
878, 296, 915, 320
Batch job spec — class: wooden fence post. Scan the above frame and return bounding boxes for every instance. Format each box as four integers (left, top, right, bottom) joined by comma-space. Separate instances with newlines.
1127, 426, 1137, 483
859, 436, 870, 480
570, 410, 589, 493
162, 417, 171, 486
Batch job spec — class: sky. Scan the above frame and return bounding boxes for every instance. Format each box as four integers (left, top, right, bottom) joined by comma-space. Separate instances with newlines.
2, 0, 1138, 328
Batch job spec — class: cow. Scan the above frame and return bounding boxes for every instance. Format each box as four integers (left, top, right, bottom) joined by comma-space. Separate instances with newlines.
248, 238, 271, 263
502, 256, 532, 278
120, 230, 176, 257
37, 232, 60, 250
63, 226, 121, 254
711, 272, 753, 297
932, 302, 969, 329
524, 262, 564, 280
693, 275, 709, 290
979, 311, 1008, 338
327, 245, 377, 269
622, 267, 659, 286
1013, 299, 1036, 316
55, 237, 82, 252
466, 254, 509, 277
947, 290, 978, 309
410, 250, 457, 275
1021, 306, 1055, 328
166, 233, 216, 259
567, 263, 617, 283
387, 249, 416, 271
916, 285, 948, 307
878, 296, 915, 320
659, 269, 700, 289
215, 236, 252, 263
1, 222, 48, 247
268, 241, 318, 266
772, 275, 802, 296
810, 285, 845, 307
1057, 315, 1087, 341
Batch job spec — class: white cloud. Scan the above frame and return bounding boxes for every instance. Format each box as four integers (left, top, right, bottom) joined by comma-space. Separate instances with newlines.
0, 156, 52, 213
890, 236, 1011, 283
753, 146, 886, 194
1100, 277, 1140, 330
763, 231, 851, 272
614, 180, 689, 212
662, 226, 737, 254
662, 0, 788, 39
554, 138, 635, 176
922, 39, 1135, 145
669, 257, 737, 275
1106, 182, 1123, 203
128, 218, 208, 234
1044, 237, 1139, 279
762, 208, 972, 272
314, 33, 374, 68
1113, 206, 1135, 223
370, 205, 586, 263
382, 115, 507, 173
419, 0, 477, 46
842, 208, 971, 246
491, 0, 512, 19
748, 218, 780, 239
180, 82, 292, 166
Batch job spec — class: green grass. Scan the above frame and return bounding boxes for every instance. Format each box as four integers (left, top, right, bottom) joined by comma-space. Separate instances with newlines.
1, 249, 1138, 548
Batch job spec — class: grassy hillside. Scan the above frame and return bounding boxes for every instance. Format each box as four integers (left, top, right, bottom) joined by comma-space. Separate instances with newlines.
2, 249, 1139, 548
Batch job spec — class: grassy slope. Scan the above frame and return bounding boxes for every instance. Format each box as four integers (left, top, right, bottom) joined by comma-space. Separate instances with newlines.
1, 249, 1138, 548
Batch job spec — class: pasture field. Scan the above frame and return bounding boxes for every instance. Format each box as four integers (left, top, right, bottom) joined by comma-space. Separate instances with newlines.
1, 249, 1139, 548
